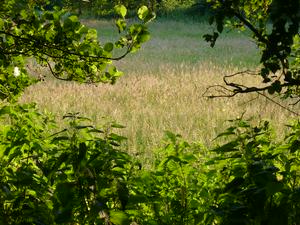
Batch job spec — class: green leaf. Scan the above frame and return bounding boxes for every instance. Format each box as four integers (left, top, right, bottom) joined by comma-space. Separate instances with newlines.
104, 42, 114, 52
55, 182, 76, 204
64, 15, 79, 29
0, 19, 4, 30
266, 181, 283, 196
111, 123, 126, 128
182, 154, 197, 162
268, 86, 275, 94
215, 126, 236, 138
272, 80, 282, 93
115, 4, 127, 18
109, 211, 130, 225
138, 31, 151, 43
290, 139, 300, 153
109, 133, 127, 142
86, 29, 97, 41
115, 18, 127, 33
164, 130, 178, 144
68, 15, 78, 23
217, 22, 223, 33
213, 141, 239, 153
138, 6, 149, 21
0, 105, 10, 116
78, 25, 89, 35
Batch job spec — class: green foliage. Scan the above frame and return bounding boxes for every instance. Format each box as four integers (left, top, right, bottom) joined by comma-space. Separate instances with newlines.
127, 132, 206, 224
1, 103, 300, 224
0, 104, 135, 224
0, 3, 154, 223
61, 0, 204, 18
62, 0, 153, 17
0, 0, 152, 102
77, 118, 299, 225
203, 119, 300, 224
127, 119, 300, 225
0, 65, 36, 102
159, 0, 195, 11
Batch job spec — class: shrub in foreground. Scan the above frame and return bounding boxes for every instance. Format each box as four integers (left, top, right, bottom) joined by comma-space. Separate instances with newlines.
1, 104, 299, 224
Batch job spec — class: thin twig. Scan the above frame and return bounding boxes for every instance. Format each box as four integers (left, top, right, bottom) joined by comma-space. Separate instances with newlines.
258, 92, 300, 116
46, 61, 69, 81
203, 70, 300, 116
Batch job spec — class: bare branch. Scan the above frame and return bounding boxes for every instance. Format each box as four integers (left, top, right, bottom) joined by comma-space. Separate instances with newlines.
290, 98, 300, 106
46, 61, 70, 81
202, 84, 237, 98
203, 70, 300, 115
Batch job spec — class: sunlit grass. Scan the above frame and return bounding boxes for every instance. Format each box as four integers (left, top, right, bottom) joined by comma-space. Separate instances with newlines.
20, 19, 299, 161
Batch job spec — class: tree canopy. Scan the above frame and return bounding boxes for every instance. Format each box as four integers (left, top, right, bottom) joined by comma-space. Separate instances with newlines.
0, 0, 153, 102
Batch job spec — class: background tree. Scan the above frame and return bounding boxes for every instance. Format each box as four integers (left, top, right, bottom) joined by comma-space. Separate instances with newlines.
60, 0, 153, 16
200, 1, 300, 223
203, 0, 300, 106
59, 0, 200, 17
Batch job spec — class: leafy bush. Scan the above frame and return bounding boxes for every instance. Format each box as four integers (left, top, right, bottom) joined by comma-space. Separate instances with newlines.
125, 119, 300, 225
127, 132, 206, 224
1, 105, 300, 224
200, 119, 300, 224
0, 104, 135, 224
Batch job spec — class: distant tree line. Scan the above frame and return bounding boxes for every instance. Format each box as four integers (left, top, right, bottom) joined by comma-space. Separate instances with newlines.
47, 0, 209, 17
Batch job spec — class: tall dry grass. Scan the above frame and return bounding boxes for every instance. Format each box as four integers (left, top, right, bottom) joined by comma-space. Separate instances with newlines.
20, 19, 299, 161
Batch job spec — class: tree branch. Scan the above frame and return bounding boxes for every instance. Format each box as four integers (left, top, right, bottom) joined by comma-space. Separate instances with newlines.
233, 12, 268, 45
203, 70, 300, 115
0, 30, 132, 61
46, 61, 70, 81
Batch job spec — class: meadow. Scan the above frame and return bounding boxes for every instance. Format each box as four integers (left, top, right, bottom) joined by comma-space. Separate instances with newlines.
20, 18, 299, 162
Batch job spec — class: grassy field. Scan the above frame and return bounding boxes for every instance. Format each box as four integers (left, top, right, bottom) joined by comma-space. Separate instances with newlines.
20, 18, 299, 161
